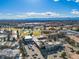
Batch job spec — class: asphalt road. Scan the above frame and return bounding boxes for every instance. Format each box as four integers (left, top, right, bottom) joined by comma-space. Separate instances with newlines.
24, 44, 44, 59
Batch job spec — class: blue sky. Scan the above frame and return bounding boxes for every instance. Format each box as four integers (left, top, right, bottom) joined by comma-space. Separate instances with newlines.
0, 0, 79, 19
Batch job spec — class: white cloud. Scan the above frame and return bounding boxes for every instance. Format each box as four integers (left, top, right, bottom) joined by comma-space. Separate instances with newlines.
53, 0, 79, 3
26, 12, 60, 17
75, 0, 79, 2
71, 9, 79, 15
0, 12, 60, 19
66, 0, 79, 2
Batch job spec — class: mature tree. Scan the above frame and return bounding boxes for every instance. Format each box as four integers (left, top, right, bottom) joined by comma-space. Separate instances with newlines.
60, 52, 67, 59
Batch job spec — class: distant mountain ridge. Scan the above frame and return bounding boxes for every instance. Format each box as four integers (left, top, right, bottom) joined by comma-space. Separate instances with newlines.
0, 17, 79, 22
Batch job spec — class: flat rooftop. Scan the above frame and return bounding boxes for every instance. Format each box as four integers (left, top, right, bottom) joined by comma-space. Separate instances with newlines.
68, 35, 79, 43
24, 36, 32, 39
70, 53, 79, 59
0, 49, 20, 57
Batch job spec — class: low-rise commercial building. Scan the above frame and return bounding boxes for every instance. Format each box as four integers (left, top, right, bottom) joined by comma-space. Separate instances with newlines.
66, 35, 79, 48
23, 36, 33, 44
69, 53, 79, 59
0, 49, 20, 59
0, 30, 9, 42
